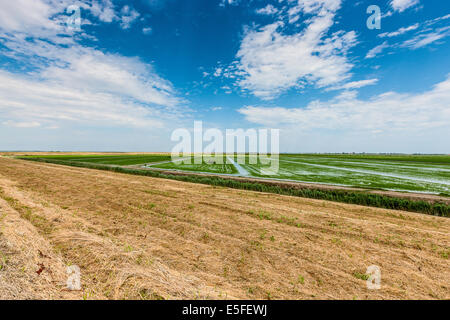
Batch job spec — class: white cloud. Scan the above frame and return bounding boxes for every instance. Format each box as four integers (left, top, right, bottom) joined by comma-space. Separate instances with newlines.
231, 0, 358, 99
368, 15, 450, 57
0, 0, 185, 132
238, 75, 450, 135
429, 14, 450, 23
256, 5, 278, 15
89, 0, 117, 23
328, 78, 378, 90
2, 120, 41, 128
214, 67, 223, 77
365, 41, 389, 58
401, 26, 450, 49
142, 27, 153, 35
378, 23, 419, 38
119, 5, 140, 29
0, 0, 66, 36
0, 69, 168, 129
41, 50, 180, 107
0, 43, 184, 129
219, 0, 240, 7
390, 0, 419, 13
0, 0, 143, 37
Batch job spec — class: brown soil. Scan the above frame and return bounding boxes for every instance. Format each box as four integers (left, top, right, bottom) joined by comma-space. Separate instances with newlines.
0, 157, 448, 300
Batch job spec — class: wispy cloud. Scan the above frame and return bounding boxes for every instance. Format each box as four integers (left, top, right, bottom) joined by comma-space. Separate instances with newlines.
255, 5, 278, 15
2, 120, 41, 128
369, 13, 450, 58
390, 0, 420, 13
238, 75, 450, 133
328, 79, 379, 91
366, 41, 389, 59
401, 26, 450, 49
119, 5, 140, 30
378, 23, 419, 38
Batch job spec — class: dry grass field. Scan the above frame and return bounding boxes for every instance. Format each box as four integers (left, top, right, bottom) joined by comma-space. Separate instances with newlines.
0, 156, 449, 300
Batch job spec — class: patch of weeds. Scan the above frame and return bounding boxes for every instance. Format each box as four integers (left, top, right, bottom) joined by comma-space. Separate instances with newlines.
353, 271, 369, 281
223, 266, 229, 277
0, 190, 53, 234
297, 275, 305, 285
259, 230, 267, 240
328, 221, 338, 227
439, 250, 449, 259
276, 215, 297, 226
124, 244, 134, 252
136, 254, 144, 265
188, 204, 195, 210
21, 208, 53, 234
201, 232, 210, 242
82, 290, 93, 300
0, 252, 7, 271
397, 239, 405, 247
257, 210, 272, 220
139, 289, 165, 300
331, 238, 341, 244
250, 240, 263, 250
270, 235, 275, 242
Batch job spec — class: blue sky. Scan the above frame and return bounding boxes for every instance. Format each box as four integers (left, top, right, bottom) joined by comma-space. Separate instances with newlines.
0, 0, 449, 152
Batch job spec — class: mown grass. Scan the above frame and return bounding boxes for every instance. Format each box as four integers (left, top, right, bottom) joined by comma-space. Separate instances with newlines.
18, 157, 450, 217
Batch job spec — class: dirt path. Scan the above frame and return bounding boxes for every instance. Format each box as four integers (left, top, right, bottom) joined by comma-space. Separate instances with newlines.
0, 157, 448, 300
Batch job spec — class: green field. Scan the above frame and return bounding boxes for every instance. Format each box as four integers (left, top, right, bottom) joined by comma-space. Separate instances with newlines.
19, 154, 450, 195
238, 154, 450, 195
152, 155, 238, 174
